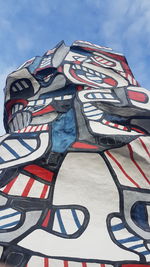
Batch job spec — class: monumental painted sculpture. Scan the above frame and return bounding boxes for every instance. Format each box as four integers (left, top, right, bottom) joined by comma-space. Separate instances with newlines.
0, 40, 150, 266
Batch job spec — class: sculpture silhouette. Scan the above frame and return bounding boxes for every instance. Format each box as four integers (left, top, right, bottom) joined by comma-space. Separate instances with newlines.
0, 40, 150, 266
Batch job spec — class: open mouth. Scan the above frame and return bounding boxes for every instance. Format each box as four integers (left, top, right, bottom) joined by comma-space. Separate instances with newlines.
70, 64, 118, 88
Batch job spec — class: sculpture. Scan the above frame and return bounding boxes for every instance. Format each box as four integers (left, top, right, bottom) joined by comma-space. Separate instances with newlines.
0, 40, 149, 266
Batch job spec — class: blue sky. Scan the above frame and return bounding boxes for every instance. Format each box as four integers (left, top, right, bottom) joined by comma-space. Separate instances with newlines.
0, 0, 150, 135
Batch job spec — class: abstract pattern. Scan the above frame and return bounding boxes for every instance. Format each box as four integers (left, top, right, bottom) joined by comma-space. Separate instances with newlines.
0, 40, 149, 266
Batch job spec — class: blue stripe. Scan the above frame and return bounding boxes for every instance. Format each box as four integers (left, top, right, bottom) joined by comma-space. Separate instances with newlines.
84, 104, 92, 108
71, 209, 81, 229
129, 243, 144, 250
0, 220, 19, 229
87, 113, 102, 117
2, 143, 20, 158
0, 157, 5, 163
118, 235, 141, 244
112, 223, 125, 231
56, 210, 67, 234
141, 250, 150, 255
18, 139, 34, 152
0, 211, 20, 221
84, 109, 97, 113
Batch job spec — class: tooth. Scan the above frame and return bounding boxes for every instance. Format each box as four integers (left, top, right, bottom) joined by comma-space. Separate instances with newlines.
72, 65, 75, 69
87, 93, 94, 99
95, 93, 102, 98
87, 75, 102, 81
103, 93, 114, 99
16, 82, 23, 90
12, 86, 17, 92
21, 80, 28, 88
95, 71, 100, 76
54, 96, 61, 100
87, 93, 102, 99
82, 67, 87, 71
76, 65, 81, 69
101, 74, 106, 78
88, 69, 94, 74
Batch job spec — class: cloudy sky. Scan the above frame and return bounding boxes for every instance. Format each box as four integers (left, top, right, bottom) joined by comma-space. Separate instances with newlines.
0, 0, 150, 135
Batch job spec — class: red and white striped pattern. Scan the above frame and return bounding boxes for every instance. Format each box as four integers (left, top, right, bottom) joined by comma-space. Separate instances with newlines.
119, 71, 138, 86
17, 124, 49, 133
94, 56, 115, 67
0, 173, 50, 198
102, 119, 128, 131
26, 256, 114, 267
105, 137, 150, 188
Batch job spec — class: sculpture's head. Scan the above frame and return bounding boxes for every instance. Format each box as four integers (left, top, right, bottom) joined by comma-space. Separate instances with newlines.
4, 40, 150, 145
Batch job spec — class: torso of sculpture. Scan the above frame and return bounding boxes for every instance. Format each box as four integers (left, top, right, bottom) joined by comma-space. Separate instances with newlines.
0, 40, 150, 267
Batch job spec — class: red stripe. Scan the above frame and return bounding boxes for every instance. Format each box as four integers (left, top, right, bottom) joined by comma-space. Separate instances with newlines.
33, 105, 55, 116
72, 142, 99, 149
40, 184, 49, 199
44, 257, 49, 267
31, 126, 38, 132
128, 90, 148, 103
82, 263, 87, 267
24, 165, 54, 182
37, 125, 43, 131
101, 264, 105, 267
128, 144, 150, 185
64, 261, 69, 267
139, 138, 150, 158
123, 126, 128, 131
103, 77, 117, 87
106, 151, 140, 188
77, 85, 83, 91
21, 178, 35, 197
57, 66, 63, 72
3, 176, 18, 194
29, 126, 34, 132
42, 210, 51, 227
131, 127, 145, 134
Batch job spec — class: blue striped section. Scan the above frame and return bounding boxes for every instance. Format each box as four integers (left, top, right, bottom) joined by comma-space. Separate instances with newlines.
56, 210, 67, 234
84, 104, 92, 108
2, 143, 20, 158
18, 139, 34, 152
0, 220, 19, 229
129, 243, 144, 250
118, 235, 141, 244
84, 109, 97, 113
112, 223, 125, 231
71, 209, 81, 229
0, 211, 20, 221
86, 112, 102, 117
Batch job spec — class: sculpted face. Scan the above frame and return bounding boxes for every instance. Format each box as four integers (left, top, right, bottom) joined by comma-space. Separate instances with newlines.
4, 40, 150, 138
